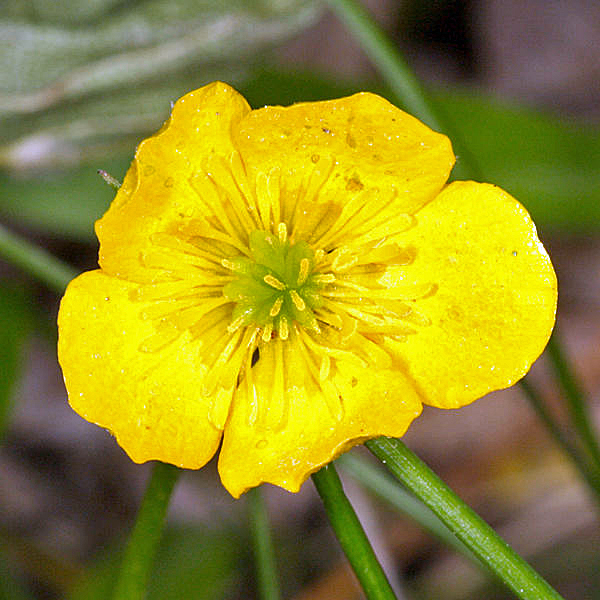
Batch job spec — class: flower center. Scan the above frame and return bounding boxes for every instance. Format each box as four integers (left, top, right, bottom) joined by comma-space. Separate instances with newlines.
223, 223, 329, 342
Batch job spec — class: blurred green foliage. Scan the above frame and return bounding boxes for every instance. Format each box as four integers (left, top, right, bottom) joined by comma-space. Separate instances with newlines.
0, 284, 32, 438
0, 544, 32, 600
68, 525, 244, 600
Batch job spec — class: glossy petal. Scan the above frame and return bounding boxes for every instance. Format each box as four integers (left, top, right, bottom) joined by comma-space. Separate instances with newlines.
383, 181, 557, 408
218, 338, 422, 497
97, 82, 251, 283
234, 92, 455, 247
58, 270, 224, 467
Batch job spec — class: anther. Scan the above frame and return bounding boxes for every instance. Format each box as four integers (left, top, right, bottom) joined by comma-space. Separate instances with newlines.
279, 316, 289, 340
269, 297, 283, 317
313, 274, 336, 285
308, 316, 321, 334
332, 250, 358, 272
297, 258, 310, 286
289, 290, 306, 311
227, 314, 246, 334
264, 274, 286, 290
278, 222, 288, 243
262, 322, 273, 342
221, 258, 235, 270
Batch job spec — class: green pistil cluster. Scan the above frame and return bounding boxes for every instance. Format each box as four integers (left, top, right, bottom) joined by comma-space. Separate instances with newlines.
223, 226, 327, 342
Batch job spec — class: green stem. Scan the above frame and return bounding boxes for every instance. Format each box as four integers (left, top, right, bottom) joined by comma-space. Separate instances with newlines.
248, 488, 281, 600
367, 438, 565, 600
546, 332, 600, 472
311, 464, 397, 600
338, 453, 481, 564
0, 223, 76, 294
324, 0, 482, 181
112, 462, 180, 600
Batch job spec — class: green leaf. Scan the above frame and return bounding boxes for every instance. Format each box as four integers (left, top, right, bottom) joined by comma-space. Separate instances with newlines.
437, 89, 600, 232
1, 1, 319, 102
240, 68, 357, 106
0, 1, 321, 172
0, 157, 128, 241
0, 283, 32, 439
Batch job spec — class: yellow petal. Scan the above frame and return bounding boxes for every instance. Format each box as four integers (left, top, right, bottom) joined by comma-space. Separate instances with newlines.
217, 338, 422, 498
96, 82, 251, 283
234, 92, 455, 245
57, 270, 224, 468
383, 181, 557, 408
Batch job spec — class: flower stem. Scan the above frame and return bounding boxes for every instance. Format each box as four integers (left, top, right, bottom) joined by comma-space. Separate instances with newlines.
546, 332, 600, 472
311, 463, 397, 600
248, 487, 281, 600
338, 452, 481, 564
0, 223, 76, 294
112, 462, 180, 600
323, 0, 482, 181
367, 438, 565, 600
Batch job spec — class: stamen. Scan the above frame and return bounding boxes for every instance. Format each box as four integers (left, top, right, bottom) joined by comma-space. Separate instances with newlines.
262, 322, 273, 342
278, 222, 288, 243
279, 316, 289, 340
309, 318, 321, 334
332, 248, 358, 272
269, 297, 283, 317
289, 290, 306, 311
319, 355, 331, 381
295, 333, 344, 421
245, 356, 259, 426
264, 274, 286, 290
313, 274, 336, 285
255, 172, 270, 229
227, 314, 246, 333
314, 249, 326, 263
297, 258, 310, 286
138, 323, 180, 353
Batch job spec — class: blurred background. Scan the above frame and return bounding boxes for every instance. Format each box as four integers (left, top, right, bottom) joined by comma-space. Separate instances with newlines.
1, 0, 599, 598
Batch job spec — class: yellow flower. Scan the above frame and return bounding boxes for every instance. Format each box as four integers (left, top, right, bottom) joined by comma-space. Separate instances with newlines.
57, 82, 557, 498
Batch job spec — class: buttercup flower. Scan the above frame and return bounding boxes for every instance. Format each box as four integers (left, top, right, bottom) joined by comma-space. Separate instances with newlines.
58, 82, 557, 497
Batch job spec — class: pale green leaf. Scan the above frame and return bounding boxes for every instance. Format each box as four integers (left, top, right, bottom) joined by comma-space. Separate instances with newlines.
0, 1, 321, 172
